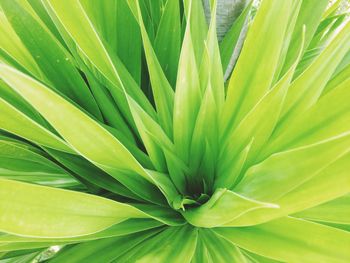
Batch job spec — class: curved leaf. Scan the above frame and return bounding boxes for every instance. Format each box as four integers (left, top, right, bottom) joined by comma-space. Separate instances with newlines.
215, 217, 350, 263
182, 188, 278, 228
0, 179, 146, 238
0, 97, 72, 154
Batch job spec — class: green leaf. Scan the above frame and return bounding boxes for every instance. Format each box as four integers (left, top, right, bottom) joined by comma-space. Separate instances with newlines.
279, 0, 328, 77
227, 151, 350, 226
0, 11, 42, 78
0, 250, 40, 262
0, 64, 165, 205
43, 0, 120, 89
81, 0, 142, 84
0, 179, 146, 238
154, 0, 181, 86
334, 48, 350, 76
131, 203, 185, 226
129, 0, 175, 137
215, 217, 350, 263
0, 219, 162, 253
293, 194, 350, 225
82, 71, 136, 142
199, 229, 248, 262
215, 138, 253, 190
295, 14, 347, 78
324, 61, 350, 94
191, 236, 212, 263
277, 20, 350, 129
200, 0, 224, 106
0, 80, 47, 127
242, 250, 283, 263
235, 133, 350, 203
116, 225, 198, 263
0, 0, 102, 119
127, 96, 167, 173
173, 4, 202, 164
221, 0, 294, 137
49, 229, 161, 263
44, 148, 142, 200
322, 0, 343, 19
182, 188, 278, 228
182, 0, 208, 67
217, 52, 300, 188
126, 96, 187, 195
189, 80, 218, 189
43, 0, 156, 123
0, 97, 72, 154
0, 139, 79, 188
0, 65, 138, 172
219, 2, 251, 76
26, 0, 66, 45
263, 78, 350, 157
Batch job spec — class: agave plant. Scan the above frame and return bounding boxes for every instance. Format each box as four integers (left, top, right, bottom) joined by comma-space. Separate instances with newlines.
0, 0, 350, 261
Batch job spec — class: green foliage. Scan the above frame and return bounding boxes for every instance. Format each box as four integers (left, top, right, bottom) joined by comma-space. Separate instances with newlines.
0, 0, 349, 262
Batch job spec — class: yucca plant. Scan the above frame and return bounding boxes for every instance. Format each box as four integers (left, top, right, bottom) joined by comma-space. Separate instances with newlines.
0, 0, 349, 261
